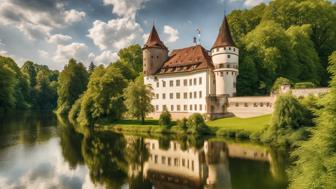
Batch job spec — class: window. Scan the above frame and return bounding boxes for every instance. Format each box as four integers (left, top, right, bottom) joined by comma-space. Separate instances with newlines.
184, 105, 187, 111
170, 80, 173, 87
162, 93, 166, 99
183, 79, 188, 86
220, 72, 223, 76
199, 77, 202, 85
254, 103, 257, 107
171, 105, 174, 111
189, 92, 192, 99
229, 47, 231, 50
233, 48, 236, 52
174, 158, 179, 166
235, 103, 239, 107
162, 81, 166, 87
168, 157, 171, 166
194, 104, 197, 111
162, 156, 166, 164
176, 93, 180, 99
233, 82, 236, 88
189, 79, 192, 85
227, 55, 231, 58
176, 80, 180, 86
152, 143, 155, 149
156, 94, 159, 99
194, 91, 197, 98
216, 48, 219, 52
193, 78, 197, 85
156, 105, 159, 111
244, 103, 248, 107
155, 155, 158, 163
170, 93, 173, 99
184, 92, 188, 99
177, 105, 180, 111
182, 159, 185, 166
199, 91, 202, 98
199, 104, 202, 111
156, 82, 159, 87
190, 105, 193, 111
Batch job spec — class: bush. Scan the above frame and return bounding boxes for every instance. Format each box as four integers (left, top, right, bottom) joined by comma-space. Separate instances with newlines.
159, 108, 171, 127
294, 82, 316, 89
272, 77, 292, 93
187, 113, 209, 134
177, 118, 188, 131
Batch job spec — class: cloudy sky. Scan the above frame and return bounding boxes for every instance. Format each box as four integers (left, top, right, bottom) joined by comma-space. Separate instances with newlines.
0, 0, 334, 70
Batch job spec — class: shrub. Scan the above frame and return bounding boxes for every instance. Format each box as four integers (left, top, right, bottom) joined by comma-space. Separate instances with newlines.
272, 77, 292, 93
294, 82, 316, 89
177, 118, 188, 131
187, 113, 209, 134
159, 108, 172, 127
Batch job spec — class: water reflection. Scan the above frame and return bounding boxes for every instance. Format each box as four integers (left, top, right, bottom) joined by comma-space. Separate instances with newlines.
0, 113, 288, 189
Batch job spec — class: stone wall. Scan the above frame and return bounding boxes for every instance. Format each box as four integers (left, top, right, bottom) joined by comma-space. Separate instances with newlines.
227, 96, 275, 118
290, 88, 329, 98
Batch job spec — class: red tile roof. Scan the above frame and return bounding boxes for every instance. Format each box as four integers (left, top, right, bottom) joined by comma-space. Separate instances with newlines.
157, 45, 214, 74
143, 25, 167, 50
212, 16, 235, 49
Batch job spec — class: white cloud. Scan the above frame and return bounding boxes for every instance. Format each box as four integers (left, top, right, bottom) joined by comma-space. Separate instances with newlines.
53, 42, 89, 64
103, 0, 148, 18
243, 0, 267, 7
64, 9, 86, 23
164, 25, 179, 43
0, 50, 9, 56
48, 34, 72, 45
94, 50, 118, 65
87, 17, 143, 50
38, 50, 49, 58
142, 33, 149, 43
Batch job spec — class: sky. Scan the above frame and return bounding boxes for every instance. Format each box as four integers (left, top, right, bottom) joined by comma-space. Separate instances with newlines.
0, 0, 335, 70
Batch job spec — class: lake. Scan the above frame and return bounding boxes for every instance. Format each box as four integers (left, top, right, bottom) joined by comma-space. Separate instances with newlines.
0, 112, 289, 189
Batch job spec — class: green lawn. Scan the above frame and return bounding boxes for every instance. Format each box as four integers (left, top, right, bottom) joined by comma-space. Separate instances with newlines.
99, 114, 272, 138
207, 114, 272, 132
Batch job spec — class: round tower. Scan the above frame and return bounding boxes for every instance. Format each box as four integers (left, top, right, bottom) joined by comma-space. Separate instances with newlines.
211, 16, 239, 97
143, 25, 168, 76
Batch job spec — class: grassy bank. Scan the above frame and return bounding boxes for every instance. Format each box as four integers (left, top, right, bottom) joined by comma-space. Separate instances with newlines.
98, 114, 272, 139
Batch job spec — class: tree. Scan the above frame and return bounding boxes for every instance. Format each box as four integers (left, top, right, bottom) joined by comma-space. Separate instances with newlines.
75, 65, 127, 127
0, 61, 16, 112
159, 108, 172, 127
56, 59, 88, 115
123, 74, 154, 124
118, 44, 143, 74
289, 52, 336, 189
88, 62, 96, 74
243, 21, 299, 92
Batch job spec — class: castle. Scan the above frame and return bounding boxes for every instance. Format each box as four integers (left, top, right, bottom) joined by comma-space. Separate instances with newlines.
143, 16, 238, 119
143, 16, 329, 119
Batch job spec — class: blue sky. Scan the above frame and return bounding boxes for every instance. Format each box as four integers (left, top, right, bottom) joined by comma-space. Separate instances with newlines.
0, 0, 335, 70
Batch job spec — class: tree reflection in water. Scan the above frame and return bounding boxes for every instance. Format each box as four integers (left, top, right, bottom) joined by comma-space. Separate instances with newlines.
56, 119, 288, 189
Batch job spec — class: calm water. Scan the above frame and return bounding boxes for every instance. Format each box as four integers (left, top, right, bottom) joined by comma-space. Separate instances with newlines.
0, 112, 289, 189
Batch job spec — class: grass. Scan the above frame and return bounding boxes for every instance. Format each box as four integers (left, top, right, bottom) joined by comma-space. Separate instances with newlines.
98, 114, 272, 139
207, 114, 272, 132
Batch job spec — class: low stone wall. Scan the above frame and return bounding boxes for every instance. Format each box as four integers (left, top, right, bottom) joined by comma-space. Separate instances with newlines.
291, 88, 329, 98
227, 96, 275, 118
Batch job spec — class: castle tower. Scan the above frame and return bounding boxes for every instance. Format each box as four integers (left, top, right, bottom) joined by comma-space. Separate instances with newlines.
143, 25, 168, 76
211, 16, 239, 97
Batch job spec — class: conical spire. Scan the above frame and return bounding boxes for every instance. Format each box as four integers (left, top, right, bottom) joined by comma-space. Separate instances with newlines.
144, 25, 167, 50
211, 16, 235, 49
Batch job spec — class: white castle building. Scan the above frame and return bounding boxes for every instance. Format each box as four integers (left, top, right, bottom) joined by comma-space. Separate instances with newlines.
143, 16, 238, 119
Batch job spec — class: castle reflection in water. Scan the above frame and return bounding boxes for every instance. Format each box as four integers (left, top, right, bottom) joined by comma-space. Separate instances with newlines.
126, 137, 278, 189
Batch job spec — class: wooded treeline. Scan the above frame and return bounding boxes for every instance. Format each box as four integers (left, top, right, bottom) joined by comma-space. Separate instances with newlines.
228, 0, 336, 95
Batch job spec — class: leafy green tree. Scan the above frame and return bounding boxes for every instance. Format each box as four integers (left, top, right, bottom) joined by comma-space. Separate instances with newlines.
76, 65, 127, 127
260, 94, 312, 146
243, 21, 299, 92
88, 62, 96, 74
187, 113, 209, 134
124, 74, 154, 124
262, 0, 336, 85
286, 25, 323, 84
56, 59, 88, 115
0, 61, 16, 112
34, 70, 58, 109
118, 44, 143, 74
159, 108, 172, 127
289, 52, 336, 189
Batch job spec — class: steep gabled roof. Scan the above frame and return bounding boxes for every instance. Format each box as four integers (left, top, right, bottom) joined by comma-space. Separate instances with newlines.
211, 16, 235, 49
157, 45, 214, 74
143, 25, 167, 50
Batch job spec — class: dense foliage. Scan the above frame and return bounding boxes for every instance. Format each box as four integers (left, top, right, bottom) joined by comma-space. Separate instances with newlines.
289, 52, 336, 189
258, 94, 313, 146
229, 0, 336, 95
56, 59, 89, 115
123, 73, 154, 124
159, 108, 172, 127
